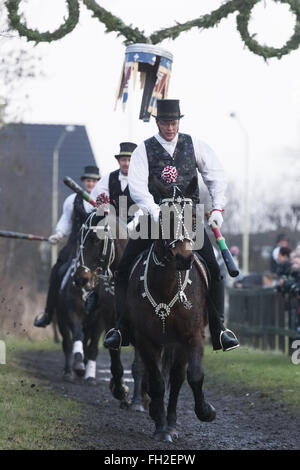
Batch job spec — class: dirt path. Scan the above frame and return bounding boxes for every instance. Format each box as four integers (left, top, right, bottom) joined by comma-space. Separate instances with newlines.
20, 348, 300, 450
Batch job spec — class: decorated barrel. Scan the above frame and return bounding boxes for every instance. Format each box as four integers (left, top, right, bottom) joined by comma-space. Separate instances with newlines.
115, 43, 173, 122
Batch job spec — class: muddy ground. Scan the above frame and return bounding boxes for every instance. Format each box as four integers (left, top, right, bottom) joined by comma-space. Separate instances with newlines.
20, 348, 299, 451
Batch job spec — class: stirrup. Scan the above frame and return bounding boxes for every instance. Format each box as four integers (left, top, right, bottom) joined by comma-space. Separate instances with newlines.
103, 328, 122, 351
220, 329, 240, 352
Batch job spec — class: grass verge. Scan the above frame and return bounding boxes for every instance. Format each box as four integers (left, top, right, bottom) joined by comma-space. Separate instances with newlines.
0, 336, 85, 450
203, 346, 300, 411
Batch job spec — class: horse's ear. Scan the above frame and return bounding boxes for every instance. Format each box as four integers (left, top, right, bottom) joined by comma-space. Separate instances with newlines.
152, 175, 170, 199
185, 176, 198, 198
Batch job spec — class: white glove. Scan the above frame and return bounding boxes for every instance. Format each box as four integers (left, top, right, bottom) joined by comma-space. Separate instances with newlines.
127, 217, 139, 235
48, 232, 63, 245
150, 205, 161, 224
208, 210, 224, 228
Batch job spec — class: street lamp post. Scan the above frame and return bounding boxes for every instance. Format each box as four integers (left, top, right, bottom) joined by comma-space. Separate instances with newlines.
51, 125, 75, 266
230, 112, 250, 275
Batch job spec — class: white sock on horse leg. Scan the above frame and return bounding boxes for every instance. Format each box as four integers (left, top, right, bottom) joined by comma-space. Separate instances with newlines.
84, 360, 96, 379
73, 340, 84, 357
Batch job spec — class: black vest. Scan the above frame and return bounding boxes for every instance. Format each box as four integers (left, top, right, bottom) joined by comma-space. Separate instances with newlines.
108, 169, 135, 221
68, 194, 90, 245
144, 133, 200, 204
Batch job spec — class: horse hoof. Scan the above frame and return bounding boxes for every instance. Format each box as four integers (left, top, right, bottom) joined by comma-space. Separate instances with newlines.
168, 427, 179, 440
120, 400, 130, 410
153, 431, 173, 443
63, 371, 74, 382
130, 403, 146, 413
196, 402, 216, 422
73, 361, 86, 377
85, 377, 97, 386
111, 386, 128, 401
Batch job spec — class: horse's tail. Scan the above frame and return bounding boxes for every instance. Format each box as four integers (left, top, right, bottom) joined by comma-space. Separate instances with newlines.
161, 345, 175, 389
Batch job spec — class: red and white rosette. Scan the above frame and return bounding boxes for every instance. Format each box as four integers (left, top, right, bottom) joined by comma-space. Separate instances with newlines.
96, 192, 111, 212
161, 165, 178, 184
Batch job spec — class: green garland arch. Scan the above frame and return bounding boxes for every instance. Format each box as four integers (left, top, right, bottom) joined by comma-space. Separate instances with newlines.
5, 0, 300, 59
236, 0, 300, 59
5, 0, 80, 43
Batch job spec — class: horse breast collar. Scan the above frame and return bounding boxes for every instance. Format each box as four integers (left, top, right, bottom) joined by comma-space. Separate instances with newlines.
193, 254, 209, 289
140, 244, 192, 333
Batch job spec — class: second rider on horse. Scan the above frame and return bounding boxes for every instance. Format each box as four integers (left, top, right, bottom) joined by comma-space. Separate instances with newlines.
34, 166, 100, 328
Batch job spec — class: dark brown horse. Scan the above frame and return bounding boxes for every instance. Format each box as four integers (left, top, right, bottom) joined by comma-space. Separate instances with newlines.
127, 177, 216, 442
56, 213, 126, 394
57, 211, 144, 408
56, 212, 110, 381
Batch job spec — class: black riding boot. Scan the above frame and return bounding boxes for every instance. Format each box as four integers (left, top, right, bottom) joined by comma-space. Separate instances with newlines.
34, 310, 51, 327
34, 266, 59, 327
207, 277, 239, 351
103, 274, 130, 350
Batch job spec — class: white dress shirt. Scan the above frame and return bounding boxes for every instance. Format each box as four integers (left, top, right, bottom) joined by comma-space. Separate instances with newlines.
56, 193, 92, 237
272, 246, 280, 263
88, 170, 143, 220
89, 170, 128, 206
128, 132, 227, 216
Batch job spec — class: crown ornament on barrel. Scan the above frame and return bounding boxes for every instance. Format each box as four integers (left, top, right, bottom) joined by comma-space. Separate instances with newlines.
115, 43, 173, 122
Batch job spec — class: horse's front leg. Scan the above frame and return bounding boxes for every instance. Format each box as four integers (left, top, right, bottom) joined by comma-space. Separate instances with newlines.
57, 314, 73, 380
187, 345, 216, 422
109, 349, 130, 408
166, 346, 188, 440
139, 340, 171, 442
130, 348, 146, 412
70, 315, 86, 378
84, 326, 103, 385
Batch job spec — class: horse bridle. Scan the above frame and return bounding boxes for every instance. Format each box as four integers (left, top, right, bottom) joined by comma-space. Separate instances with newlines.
73, 212, 115, 284
142, 193, 195, 333
154, 193, 194, 265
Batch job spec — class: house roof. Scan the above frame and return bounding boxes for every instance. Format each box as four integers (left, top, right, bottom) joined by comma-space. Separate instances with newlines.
0, 123, 99, 232
1, 122, 98, 189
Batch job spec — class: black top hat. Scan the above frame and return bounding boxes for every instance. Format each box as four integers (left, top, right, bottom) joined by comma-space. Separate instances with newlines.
80, 165, 100, 180
155, 99, 184, 121
115, 142, 137, 159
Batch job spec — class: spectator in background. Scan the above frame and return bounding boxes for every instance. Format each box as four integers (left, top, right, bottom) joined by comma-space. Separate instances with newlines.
230, 246, 240, 268
276, 246, 292, 278
290, 246, 300, 273
270, 233, 289, 273
234, 273, 263, 289
234, 271, 278, 289
262, 272, 278, 288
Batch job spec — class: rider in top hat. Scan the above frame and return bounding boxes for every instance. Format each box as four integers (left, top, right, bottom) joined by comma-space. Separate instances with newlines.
84, 142, 142, 313
103, 99, 239, 352
34, 165, 100, 328
89, 142, 141, 225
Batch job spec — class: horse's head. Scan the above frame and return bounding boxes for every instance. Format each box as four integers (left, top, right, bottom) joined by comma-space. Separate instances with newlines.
73, 212, 115, 289
152, 176, 198, 271
73, 265, 93, 289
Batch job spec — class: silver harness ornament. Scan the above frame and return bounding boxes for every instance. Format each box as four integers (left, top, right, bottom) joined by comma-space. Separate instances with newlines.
141, 245, 192, 334
140, 194, 194, 333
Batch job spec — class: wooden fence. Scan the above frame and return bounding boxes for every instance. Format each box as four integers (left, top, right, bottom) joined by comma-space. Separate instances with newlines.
227, 287, 300, 355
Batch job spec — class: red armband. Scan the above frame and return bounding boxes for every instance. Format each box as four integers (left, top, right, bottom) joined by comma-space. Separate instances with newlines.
211, 208, 224, 213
